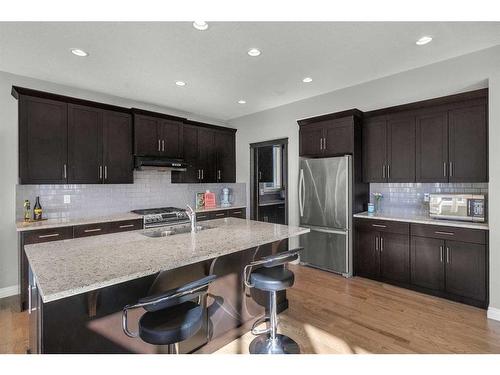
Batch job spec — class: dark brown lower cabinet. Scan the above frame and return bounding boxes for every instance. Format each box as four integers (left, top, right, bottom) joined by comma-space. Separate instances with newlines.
197, 208, 247, 221
355, 218, 488, 308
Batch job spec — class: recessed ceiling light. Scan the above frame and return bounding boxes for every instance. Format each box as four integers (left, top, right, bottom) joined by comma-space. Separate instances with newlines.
247, 48, 261, 57
193, 21, 208, 31
237, 100, 246, 104
70, 48, 88, 57
175, 81, 186, 87
302, 77, 313, 83
416, 36, 433, 46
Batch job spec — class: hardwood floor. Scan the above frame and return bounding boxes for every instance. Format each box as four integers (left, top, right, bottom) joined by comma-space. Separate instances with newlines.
2, 264, 500, 354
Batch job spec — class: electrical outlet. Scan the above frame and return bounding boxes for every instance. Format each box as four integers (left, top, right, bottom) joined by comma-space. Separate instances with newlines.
423, 193, 430, 202
64, 195, 71, 204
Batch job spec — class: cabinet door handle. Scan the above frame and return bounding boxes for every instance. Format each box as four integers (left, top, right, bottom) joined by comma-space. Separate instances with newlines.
449, 162, 453, 177
201, 169, 204, 180
380, 237, 384, 252
218, 170, 221, 180
319, 138, 323, 151
104, 165, 107, 180
119, 224, 135, 229
440, 246, 444, 263
63, 164, 67, 179
158, 139, 161, 152
446, 247, 450, 263
323, 138, 327, 150
84, 228, 102, 233
259, 171, 262, 180
443, 162, 447, 177
382, 164, 386, 179
162, 140, 165, 152
38, 233, 60, 239
435, 231, 454, 236
99, 165, 103, 180
375, 236, 379, 251
387, 165, 390, 179
372, 224, 387, 228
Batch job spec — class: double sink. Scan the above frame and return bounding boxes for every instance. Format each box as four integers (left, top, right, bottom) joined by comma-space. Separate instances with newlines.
142, 223, 214, 238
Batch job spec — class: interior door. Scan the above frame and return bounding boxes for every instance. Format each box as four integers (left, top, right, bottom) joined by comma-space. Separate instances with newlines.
19, 96, 68, 184
68, 104, 103, 184
410, 236, 445, 291
300, 227, 348, 275
159, 119, 183, 159
445, 240, 486, 301
448, 104, 487, 182
387, 115, 416, 182
362, 117, 387, 182
415, 111, 448, 182
299, 156, 349, 229
102, 111, 133, 184
133, 115, 160, 156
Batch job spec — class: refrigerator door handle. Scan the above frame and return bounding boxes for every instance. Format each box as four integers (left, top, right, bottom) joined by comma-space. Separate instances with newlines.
299, 168, 305, 217
304, 225, 348, 235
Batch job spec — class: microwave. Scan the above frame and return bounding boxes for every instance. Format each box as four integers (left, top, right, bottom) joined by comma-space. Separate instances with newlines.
429, 194, 486, 222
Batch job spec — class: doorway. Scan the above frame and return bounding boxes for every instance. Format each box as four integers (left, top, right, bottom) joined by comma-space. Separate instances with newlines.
249, 138, 288, 224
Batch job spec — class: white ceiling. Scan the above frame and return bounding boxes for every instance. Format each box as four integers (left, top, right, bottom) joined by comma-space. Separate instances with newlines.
1, 22, 500, 121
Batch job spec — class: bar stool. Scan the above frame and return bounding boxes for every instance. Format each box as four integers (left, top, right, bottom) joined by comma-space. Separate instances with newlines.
243, 248, 303, 354
122, 275, 216, 354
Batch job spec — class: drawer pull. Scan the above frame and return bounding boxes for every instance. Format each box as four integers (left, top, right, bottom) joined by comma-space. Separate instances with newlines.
84, 228, 102, 233
435, 231, 454, 236
215, 213, 225, 217
232, 211, 242, 214
119, 224, 135, 228
372, 224, 387, 228
38, 233, 60, 239
197, 215, 208, 219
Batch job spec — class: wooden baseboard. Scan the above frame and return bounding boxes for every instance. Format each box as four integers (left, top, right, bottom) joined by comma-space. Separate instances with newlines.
487, 307, 500, 321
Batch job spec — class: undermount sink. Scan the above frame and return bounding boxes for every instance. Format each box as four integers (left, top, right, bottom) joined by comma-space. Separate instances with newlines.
142, 224, 214, 238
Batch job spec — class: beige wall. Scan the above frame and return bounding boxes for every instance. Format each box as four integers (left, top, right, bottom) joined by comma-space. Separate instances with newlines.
229, 45, 500, 312
0, 70, 226, 293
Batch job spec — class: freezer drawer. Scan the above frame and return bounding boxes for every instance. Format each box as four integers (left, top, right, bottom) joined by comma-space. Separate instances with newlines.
299, 226, 349, 275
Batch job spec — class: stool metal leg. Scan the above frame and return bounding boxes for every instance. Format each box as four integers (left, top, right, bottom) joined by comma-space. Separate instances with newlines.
249, 291, 300, 354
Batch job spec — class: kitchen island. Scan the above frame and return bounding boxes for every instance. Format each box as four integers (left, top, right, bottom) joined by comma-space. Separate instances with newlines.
25, 217, 309, 353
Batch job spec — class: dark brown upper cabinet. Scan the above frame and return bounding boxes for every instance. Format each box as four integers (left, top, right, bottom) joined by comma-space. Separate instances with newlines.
102, 111, 133, 184
362, 114, 415, 183
214, 130, 236, 183
364, 88, 488, 183
171, 122, 236, 184
415, 111, 448, 182
448, 103, 487, 182
18, 95, 68, 184
14, 86, 133, 185
68, 104, 103, 184
298, 111, 361, 158
132, 110, 184, 159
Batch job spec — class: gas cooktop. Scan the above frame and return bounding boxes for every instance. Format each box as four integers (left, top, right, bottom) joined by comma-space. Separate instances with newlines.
131, 207, 190, 228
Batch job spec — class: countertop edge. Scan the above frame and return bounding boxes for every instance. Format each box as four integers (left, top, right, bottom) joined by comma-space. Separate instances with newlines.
353, 212, 489, 230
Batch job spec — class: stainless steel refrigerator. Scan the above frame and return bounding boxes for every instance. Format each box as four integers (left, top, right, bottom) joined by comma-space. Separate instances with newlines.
298, 155, 352, 277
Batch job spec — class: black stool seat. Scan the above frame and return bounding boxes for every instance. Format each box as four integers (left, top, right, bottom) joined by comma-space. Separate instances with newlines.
139, 301, 203, 345
250, 266, 295, 292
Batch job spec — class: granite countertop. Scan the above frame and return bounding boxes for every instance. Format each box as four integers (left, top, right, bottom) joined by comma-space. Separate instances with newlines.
16, 212, 143, 232
354, 211, 489, 230
25, 218, 309, 303
195, 205, 246, 213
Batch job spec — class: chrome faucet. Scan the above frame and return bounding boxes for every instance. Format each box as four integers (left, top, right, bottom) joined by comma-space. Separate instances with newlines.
186, 205, 197, 233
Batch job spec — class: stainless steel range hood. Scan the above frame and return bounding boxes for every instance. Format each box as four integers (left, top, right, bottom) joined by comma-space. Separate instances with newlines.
134, 156, 188, 171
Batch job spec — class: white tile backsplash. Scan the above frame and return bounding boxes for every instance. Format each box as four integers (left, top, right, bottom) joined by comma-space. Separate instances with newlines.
16, 170, 246, 220
369, 182, 488, 215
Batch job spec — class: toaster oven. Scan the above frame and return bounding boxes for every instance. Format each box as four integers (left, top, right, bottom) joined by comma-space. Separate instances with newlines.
429, 194, 486, 222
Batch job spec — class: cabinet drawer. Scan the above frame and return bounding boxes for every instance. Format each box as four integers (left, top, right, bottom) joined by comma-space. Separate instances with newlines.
210, 210, 228, 219
73, 223, 108, 238
107, 219, 143, 234
354, 219, 409, 235
196, 212, 211, 221
228, 208, 246, 219
23, 226, 73, 245
410, 223, 487, 244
